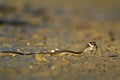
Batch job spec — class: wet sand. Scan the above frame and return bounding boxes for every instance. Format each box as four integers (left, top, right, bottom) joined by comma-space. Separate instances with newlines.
0, 0, 120, 80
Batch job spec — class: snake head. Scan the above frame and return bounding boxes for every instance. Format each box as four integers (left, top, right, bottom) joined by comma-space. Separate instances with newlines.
83, 41, 98, 54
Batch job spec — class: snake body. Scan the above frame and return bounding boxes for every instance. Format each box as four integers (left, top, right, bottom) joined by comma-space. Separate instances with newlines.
0, 41, 97, 56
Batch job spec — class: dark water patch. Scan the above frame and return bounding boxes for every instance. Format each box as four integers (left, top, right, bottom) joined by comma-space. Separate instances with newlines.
0, 16, 29, 25
0, 4, 16, 13
24, 5, 50, 22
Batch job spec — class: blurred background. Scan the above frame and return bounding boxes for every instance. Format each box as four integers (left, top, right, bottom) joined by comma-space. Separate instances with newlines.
0, 0, 120, 27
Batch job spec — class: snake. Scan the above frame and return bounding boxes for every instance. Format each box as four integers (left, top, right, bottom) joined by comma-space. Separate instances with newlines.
0, 41, 97, 56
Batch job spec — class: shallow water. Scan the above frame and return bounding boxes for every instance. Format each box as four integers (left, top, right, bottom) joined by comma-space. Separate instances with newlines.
0, 0, 120, 80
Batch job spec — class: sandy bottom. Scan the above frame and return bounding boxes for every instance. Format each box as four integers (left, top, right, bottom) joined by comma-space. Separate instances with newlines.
0, 0, 120, 80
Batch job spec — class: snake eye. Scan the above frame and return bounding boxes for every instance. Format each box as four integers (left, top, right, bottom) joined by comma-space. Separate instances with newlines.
89, 41, 96, 45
